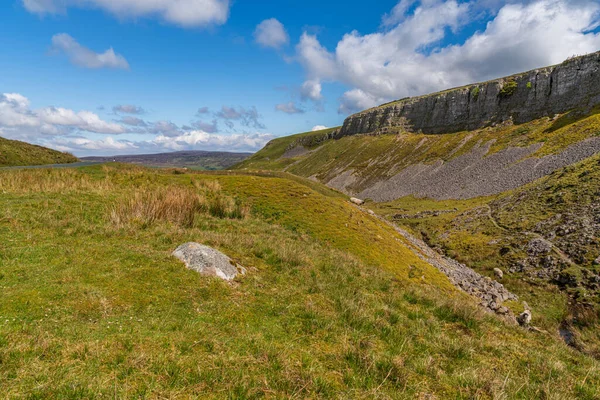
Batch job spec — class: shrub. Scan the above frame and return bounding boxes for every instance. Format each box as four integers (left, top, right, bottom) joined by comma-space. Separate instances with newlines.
471, 86, 480, 100
527, 81, 533, 89
499, 78, 518, 99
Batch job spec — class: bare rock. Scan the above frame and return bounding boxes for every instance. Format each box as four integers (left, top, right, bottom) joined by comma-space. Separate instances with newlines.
173, 242, 242, 281
527, 238, 553, 257
493, 268, 504, 280
594, 256, 600, 265
350, 197, 365, 206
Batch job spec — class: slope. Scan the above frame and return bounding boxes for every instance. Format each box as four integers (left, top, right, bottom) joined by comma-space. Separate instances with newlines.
1, 165, 599, 398
0, 136, 78, 167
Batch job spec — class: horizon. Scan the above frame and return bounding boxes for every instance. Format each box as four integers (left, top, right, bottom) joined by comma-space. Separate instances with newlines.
1, 0, 600, 156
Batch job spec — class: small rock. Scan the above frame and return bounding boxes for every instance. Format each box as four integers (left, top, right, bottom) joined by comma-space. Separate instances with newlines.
367, 209, 376, 216
593, 256, 600, 265
350, 197, 365, 206
517, 310, 532, 326
527, 238, 553, 257
173, 242, 242, 281
493, 268, 504, 280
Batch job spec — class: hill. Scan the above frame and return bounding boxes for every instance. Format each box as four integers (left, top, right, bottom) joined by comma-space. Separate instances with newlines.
1, 164, 599, 397
0, 136, 78, 167
81, 150, 251, 170
235, 53, 600, 356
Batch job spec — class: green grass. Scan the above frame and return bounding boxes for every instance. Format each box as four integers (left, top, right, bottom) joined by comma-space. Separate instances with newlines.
0, 136, 78, 167
235, 110, 600, 194
1, 165, 600, 398
367, 153, 600, 356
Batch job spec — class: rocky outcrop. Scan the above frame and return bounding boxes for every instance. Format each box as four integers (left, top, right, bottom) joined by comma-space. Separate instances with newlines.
339, 52, 600, 136
173, 243, 245, 281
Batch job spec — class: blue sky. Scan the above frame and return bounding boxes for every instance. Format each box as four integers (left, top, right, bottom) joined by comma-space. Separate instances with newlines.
1, 0, 600, 156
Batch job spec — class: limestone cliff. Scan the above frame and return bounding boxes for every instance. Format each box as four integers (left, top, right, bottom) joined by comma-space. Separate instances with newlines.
339, 51, 600, 136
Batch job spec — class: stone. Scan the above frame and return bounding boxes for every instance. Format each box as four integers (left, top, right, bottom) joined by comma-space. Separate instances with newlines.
517, 310, 532, 326
527, 238, 553, 257
173, 242, 242, 281
338, 51, 600, 137
350, 197, 365, 206
493, 268, 504, 280
594, 256, 600, 265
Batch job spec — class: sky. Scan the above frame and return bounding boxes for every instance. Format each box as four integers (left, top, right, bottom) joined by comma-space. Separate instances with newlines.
1, 0, 600, 156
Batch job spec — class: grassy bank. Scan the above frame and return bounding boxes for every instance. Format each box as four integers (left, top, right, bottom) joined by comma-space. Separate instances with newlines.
0, 137, 77, 167
1, 165, 599, 398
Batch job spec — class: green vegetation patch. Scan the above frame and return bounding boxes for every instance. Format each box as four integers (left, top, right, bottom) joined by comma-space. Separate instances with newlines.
0, 136, 77, 167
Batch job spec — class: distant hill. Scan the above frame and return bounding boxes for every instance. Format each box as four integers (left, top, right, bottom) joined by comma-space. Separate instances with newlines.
82, 150, 251, 170
0, 136, 78, 167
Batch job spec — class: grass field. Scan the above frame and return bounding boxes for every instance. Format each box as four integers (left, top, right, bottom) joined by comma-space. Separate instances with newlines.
1, 165, 600, 398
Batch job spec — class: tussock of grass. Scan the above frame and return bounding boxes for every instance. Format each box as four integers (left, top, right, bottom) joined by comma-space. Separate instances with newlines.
110, 183, 248, 228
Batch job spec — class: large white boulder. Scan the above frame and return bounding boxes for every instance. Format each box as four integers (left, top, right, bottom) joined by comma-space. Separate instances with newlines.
173, 242, 243, 281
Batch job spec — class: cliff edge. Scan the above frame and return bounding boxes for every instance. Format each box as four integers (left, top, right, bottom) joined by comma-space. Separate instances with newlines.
340, 52, 600, 136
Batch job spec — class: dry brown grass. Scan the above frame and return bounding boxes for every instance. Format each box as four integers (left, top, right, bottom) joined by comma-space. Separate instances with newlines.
0, 169, 114, 193
110, 183, 249, 228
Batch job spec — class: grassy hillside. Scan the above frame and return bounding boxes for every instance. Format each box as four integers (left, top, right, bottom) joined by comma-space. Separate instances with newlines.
2, 165, 599, 398
235, 109, 600, 356
235, 110, 600, 195
368, 153, 600, 356
0, 137, 78, 167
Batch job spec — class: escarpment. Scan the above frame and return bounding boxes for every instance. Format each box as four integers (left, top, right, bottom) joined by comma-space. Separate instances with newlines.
340, 52, 600, 136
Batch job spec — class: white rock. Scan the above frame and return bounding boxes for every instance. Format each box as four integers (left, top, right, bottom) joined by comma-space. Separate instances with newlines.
350, 197, 365, 206
173, 242, 241, 281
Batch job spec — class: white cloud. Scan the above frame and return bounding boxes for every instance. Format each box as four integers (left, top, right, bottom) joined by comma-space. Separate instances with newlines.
311, 125, 328, 131
255, 18, 289, 49
300, 79, 323, 102
0, 93, 125, 140
50, 136, 138, 152
295, 0, 600, 114
338, 89, 380, 115
151, 131, 274, 152
51, 34, 129, 70
275, 102, 304, 114
24, 0, 230, 28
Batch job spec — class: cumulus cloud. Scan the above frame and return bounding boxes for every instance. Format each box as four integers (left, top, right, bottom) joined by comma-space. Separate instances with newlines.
51, 34, 129, 70
215, 106, 265, 129
190, 119, 219, 133
119, 116, 147, 127
0, 93, 125, 141
255, 18, 289, 49
24, 0, 230, 28
275, 102, 304, 114
151, 131, 274, 152
0, 93, 273, 156
113, 104, 145, 114
196, 107, 210, 115
300, 79, 323, 102
311, 125, 328, 131
50, 136, 138, 152
295, 0, 600, 114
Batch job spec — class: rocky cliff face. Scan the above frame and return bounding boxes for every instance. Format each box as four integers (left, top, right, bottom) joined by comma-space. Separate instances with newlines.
339, 52, 600, 136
